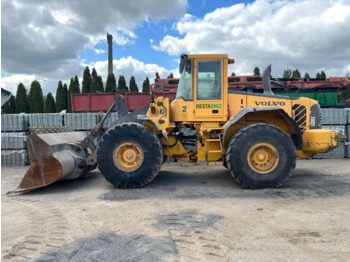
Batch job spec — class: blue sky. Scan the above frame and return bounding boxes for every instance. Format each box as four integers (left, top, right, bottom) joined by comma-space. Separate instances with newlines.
1, 0, 350, 95
79, 0, 246, 69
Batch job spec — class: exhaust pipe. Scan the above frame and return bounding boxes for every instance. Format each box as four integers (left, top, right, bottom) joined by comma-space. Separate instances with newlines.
7, 132, 90, 194
262, 64, 274, 95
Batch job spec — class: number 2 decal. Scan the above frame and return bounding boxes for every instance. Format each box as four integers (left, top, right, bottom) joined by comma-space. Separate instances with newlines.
182, 106, 187, 112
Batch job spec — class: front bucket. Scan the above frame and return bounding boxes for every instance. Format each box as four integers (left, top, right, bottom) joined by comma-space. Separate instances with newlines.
7, 132, 90, 194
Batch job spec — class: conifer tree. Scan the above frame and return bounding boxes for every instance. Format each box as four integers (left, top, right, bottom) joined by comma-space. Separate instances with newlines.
231, 72, 236, 76
155, 72, 160, 79
316, 72, 321, 79
90, 67, 99, 93
97, 76, 104, 92
15, 83, 29, 113
105, 73, 117, 92
292, 69, 301, 78
320, 71, 326, 79
142, 77, 150, 93
45, 92, 56, 113
82, 66, 91, 93
117, 75, 128, 91
167, 73, 174, 78
55, 81, 66, 112
129, 76, 138, 92
253, 67, 260, 76
3, 95, 16, 114
63, 83, 68, 109
283, 68, 292, 78
67, 77, 80, 113
304, 72, 310, 79
74, 75, 81, 93
28, 80, 44, 113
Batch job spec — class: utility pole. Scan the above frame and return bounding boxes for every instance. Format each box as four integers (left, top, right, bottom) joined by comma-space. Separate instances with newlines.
107, 33, 113, 75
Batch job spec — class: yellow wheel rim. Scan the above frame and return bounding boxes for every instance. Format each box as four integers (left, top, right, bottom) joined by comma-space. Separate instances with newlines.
247, 143, 279, 174
114, 142, 144, 172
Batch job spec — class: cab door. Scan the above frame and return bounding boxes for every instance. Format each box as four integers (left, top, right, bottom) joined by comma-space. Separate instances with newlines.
194, 59, 225, 121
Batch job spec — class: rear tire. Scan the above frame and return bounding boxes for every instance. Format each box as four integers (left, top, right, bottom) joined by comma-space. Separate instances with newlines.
97, 123, 163, 188
225, 124, 296, 189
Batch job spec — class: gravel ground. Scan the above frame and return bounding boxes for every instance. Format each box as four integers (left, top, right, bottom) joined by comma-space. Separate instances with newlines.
1, 159, 350, 261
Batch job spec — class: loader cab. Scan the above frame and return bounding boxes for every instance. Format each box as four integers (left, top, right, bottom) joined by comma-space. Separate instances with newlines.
171, 54, 232, 122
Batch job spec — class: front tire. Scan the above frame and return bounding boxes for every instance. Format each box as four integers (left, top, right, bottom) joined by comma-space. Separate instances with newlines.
97, 123, 163, 188
226, 124, 296, 189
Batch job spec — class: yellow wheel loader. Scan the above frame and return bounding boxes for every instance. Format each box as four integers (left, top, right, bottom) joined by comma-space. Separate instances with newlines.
9, 54, 339, 194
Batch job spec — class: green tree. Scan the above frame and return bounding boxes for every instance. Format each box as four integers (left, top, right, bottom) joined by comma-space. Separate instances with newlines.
63, 83, 68, 109
304, 72, 310, 79
105, 73, 117, 92
155, 72, 160, 79
97, 76, 104, 92
167, 73, 174, 78
316, 72, 321, 79
3, 95, 16, 114
283, 68, 292, 78
74, 75, 81, 93
15, 83, 29, 113
129, 76, 138, 92
55, 81, 66, 112
117, 75, 128, 91
67, 77, 80, 113
82, 66, 91, 93
90, 67, 99, 93
231, 72, 236, 76
253, 67, 260, 76
320, 71, 326, 79
44, 92, 56, 113
142, 77, 150, 93
292, 69, 301, 78
28, 80, 44, 113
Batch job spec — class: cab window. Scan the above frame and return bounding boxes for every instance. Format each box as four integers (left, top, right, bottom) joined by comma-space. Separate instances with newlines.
197, 60, 221, 100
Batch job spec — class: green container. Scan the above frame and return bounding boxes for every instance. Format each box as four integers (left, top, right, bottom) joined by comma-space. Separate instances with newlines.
273, 89, 345, 108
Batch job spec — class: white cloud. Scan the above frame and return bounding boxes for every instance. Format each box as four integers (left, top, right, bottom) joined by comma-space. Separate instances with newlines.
86, 56, 177, 90
152, 0, 350, 77
0, 74, 59, 96
2, 0, 188, 77
94, 49, 106, 55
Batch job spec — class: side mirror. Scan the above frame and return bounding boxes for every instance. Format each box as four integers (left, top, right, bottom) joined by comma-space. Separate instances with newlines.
179, 54, 188, 74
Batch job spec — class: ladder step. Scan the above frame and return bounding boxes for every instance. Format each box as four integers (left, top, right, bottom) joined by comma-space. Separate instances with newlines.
207, 150, 222, 154
207, 161, 222, 165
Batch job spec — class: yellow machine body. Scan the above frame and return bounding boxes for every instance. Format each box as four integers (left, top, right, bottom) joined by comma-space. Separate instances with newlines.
143, 54, 339, 163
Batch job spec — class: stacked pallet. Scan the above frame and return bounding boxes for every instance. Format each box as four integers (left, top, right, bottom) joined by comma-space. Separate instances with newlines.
64, 113, 100, 131
28, 113, 63, 128
101, 112, 118, 128
314, 108, 349, 159
346, 109, 350, 158
1, 114, 30, 166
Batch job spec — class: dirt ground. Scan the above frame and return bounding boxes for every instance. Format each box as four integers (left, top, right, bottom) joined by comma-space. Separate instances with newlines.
1, 159, 350, 262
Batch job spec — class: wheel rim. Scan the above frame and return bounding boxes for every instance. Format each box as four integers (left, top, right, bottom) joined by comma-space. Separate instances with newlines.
114, 142, 144, 172
247, 142, 279, 174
